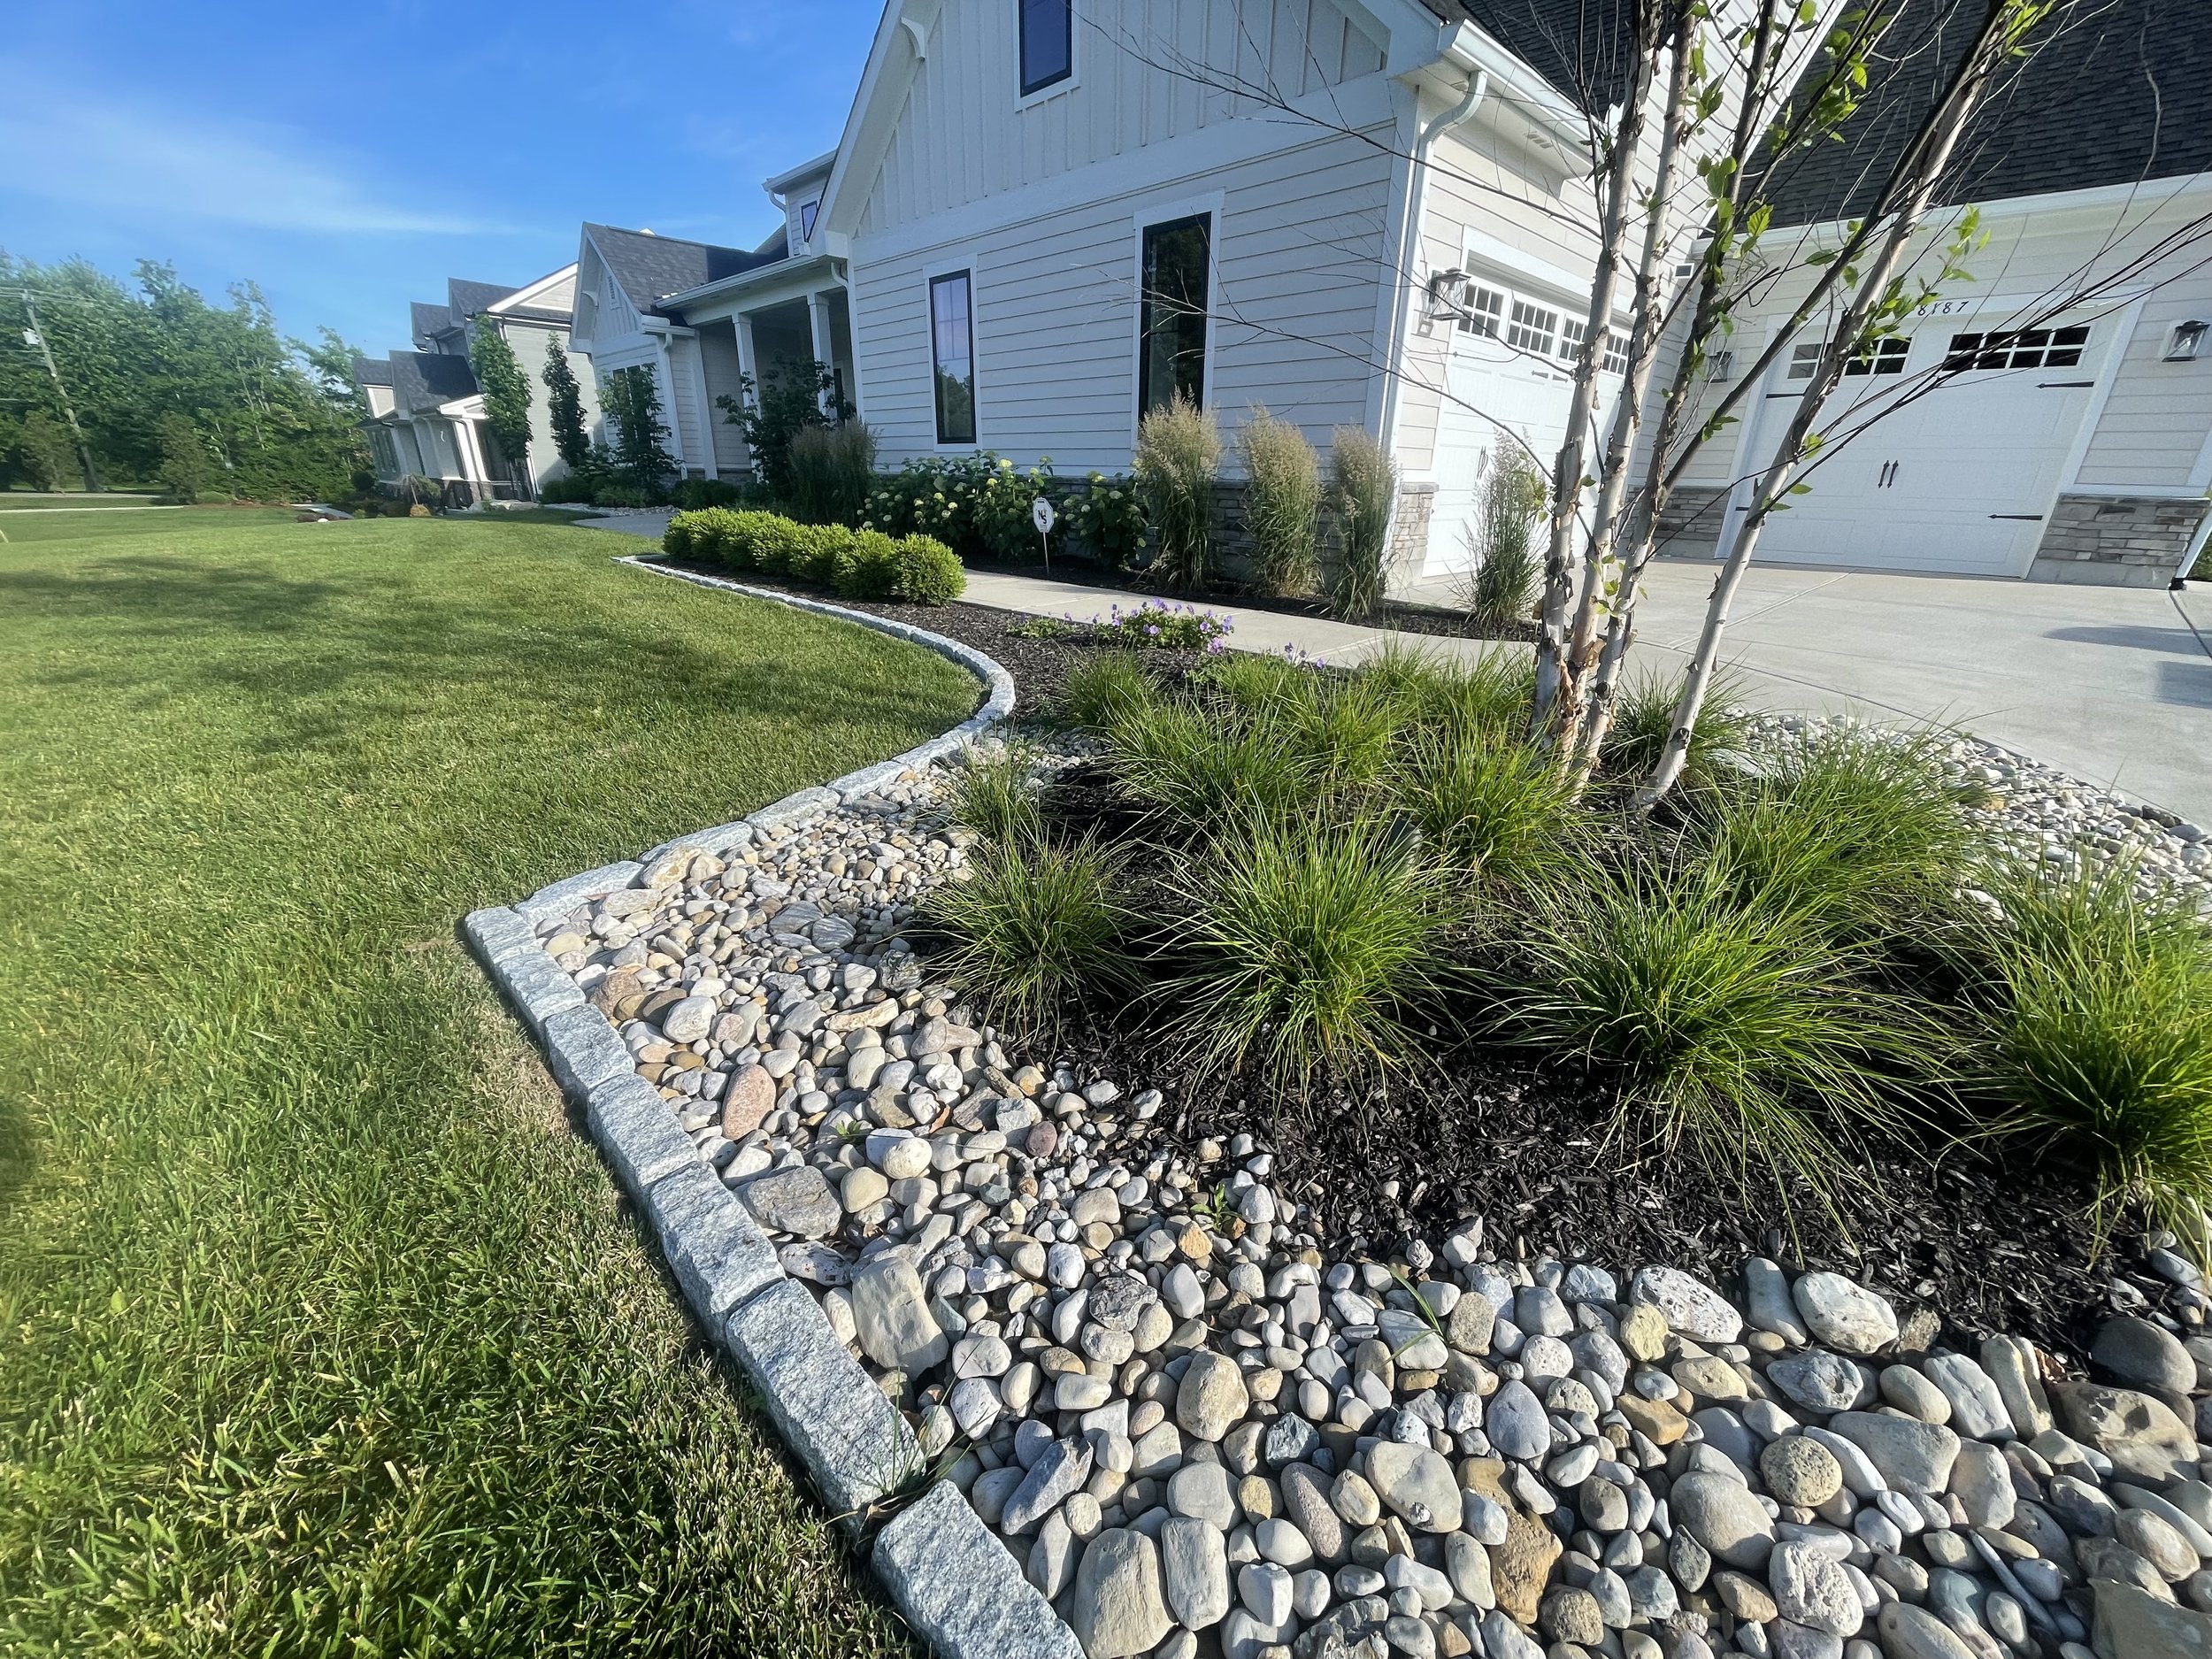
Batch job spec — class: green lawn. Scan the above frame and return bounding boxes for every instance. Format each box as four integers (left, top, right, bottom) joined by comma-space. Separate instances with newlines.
0, 491, 166, 511
0, 512, 975, 1655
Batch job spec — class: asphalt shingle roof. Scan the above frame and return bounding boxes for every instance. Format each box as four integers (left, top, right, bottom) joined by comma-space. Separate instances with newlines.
389, 351, 480, 410
584, 223, 781, 311
351, 356, 394, 388
410, 301, 456, 347
1760, 0, 2211, 226
446, 279, 519, 320
1420, 0, 1639, 113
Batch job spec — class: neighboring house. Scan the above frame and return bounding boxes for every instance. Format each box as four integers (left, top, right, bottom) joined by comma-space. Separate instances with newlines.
806, 0, 1657, 581
567, 214, 856, 482
354, 265, 602, 501
1653, 0, 2212, 586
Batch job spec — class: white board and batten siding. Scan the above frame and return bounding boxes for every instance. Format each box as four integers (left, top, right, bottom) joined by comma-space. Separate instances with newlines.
845, 0, 1402, 472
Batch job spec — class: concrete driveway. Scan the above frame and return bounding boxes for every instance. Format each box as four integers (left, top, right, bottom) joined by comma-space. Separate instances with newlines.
1571, 562, 2212, 824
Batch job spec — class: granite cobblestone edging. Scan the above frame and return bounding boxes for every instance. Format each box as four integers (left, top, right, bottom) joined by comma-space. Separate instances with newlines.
462, 560, 1079, 1659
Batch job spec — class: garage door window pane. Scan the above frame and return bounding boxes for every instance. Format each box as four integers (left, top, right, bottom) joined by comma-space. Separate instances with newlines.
1846, 337, 1908, 375
1507, 299, 1557, 356
1139, 214, 1210, 414
1456, 284, 1504, 338
1944, 325, 2088, 372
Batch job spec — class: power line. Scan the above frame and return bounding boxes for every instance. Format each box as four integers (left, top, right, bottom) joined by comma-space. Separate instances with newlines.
16, 290, 103, 492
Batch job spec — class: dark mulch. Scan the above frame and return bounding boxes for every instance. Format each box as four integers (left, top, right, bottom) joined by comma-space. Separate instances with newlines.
656, 553, 2174, 1367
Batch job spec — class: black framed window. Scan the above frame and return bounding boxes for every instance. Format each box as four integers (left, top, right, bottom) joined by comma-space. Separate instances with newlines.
797, 199, 818, 241
930, 271, 976, 444
1019, 0, 1072, 96
1138, 214, 1210, 415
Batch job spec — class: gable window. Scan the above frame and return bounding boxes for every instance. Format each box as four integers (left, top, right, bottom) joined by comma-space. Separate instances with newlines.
1454, 283, 1506, 339
1019, 0, 1073, 96
797, 200, 819, 241
1786, 342, 1824, 380
1139, 214, 1210, 414
1506, 298, 1558, 357
930, 272, 977, 444
1942, 325, 2088, 371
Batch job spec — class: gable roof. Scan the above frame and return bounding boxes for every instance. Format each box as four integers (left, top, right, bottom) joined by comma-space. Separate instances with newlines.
1761, 0, 2211, 227
352, 356, 394, 388
410, 301, 455, 346
1421, 0, 1639, 113
446, 278, 519, 321
389, 350, 480, 410
582, 224, 777, 312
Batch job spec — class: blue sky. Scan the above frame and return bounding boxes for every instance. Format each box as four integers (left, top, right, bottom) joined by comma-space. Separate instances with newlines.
0, 0, 883, 357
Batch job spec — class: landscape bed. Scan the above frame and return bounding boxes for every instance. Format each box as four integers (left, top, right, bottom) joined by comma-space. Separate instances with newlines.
484, 558, 2212, 1659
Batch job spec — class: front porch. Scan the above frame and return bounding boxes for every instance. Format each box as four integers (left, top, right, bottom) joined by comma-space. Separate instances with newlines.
666, 255, 856, 480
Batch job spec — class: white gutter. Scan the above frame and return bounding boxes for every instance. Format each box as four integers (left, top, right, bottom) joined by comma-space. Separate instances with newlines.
1377, 64, 1489, 457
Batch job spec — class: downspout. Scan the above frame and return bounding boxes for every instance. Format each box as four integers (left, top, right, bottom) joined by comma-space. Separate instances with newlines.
1377, 68, 1488, 457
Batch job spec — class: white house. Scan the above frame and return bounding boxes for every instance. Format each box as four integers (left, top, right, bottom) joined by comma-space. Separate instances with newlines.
803, 0, 1667, 581
355, 265, 602, 500
1653, 0, 2212, 586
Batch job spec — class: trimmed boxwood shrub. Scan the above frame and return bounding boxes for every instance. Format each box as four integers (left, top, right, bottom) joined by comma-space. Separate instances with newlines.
663, 511, 964, 605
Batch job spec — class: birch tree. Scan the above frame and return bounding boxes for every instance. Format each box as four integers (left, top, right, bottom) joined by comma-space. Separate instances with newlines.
1638, 0, 2053, 802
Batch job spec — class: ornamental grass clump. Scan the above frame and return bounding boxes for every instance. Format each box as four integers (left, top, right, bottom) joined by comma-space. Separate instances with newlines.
1170, 811, 1463, 1086
1597, 666, 1750, 792
1325, 426, 1397, 621
1105, 696, 1316, 831
1461, 449, 1547, 630
1396, 726, 1582, 893
1060, 653, 1156, 733
923, 835, 1136, 1042
1134, 396, 1222, 592
1239, 409, 1322, 596
1948, 862, 2212, 1250
1362, 641, 1535, 748
949, 748, 1043, 845
1502, 857, 1916, 1204
786, 421, 879, 526
1696, 725, 1974, 936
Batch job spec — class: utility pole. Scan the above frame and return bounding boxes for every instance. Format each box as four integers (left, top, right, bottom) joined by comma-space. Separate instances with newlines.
19, 290, 103, 492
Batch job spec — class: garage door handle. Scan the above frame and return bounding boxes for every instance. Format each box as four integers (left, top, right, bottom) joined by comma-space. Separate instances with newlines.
2038, 380, 2094, 388
1989, 513, 2045, 521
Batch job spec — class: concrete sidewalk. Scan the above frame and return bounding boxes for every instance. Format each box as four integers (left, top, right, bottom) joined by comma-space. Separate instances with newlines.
580, 512, 2212, 822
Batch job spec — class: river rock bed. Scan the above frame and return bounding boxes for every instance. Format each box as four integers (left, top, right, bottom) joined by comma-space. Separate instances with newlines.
531, 730, 2212, 1659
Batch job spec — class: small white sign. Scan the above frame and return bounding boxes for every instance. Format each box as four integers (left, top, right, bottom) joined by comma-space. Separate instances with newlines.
1031, 496, 1057, 535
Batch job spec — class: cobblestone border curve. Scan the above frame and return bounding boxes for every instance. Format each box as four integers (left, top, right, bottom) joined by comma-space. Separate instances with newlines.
461, 557, 1082, 1659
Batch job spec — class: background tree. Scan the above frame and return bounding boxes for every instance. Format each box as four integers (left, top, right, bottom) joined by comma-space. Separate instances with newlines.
469, 317, 534, 494
0, 254, 365, 499
14, 411, 78, 490
156, 412, 216, 503
602, 365, 675, 495
541, 334, 591, 472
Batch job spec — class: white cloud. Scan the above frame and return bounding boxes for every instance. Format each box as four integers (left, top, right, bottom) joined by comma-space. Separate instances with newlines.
0, 73, 509, 237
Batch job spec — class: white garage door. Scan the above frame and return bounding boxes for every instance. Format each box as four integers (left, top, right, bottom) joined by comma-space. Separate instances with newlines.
1727, 317, 2101, 578
1421, 318, 1578, 578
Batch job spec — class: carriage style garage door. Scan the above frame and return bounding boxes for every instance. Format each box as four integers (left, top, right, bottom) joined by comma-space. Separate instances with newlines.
1723, 307, 2106, 578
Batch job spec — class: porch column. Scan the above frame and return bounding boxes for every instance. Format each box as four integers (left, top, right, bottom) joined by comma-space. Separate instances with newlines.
733, 313, 760, 410
808, 291, 837, 417
455, 418, 492, 489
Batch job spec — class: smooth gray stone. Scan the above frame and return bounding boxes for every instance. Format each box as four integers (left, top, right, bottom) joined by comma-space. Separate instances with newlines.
872, 1479, 1083, 1659
1672, 1471, 1778, 1570
1924, 1352, 2014, 1440
2094, 1315, 2198, 1395
541, 1004, 633, 1100
1161, 1515, 1232, 1628
723, 1279, 915, 1522
1067, 1528, 1172, 1658
738, 1164, 843, 1240
1830, 1411, 1962, 1495
1746, 1256, 1812, 1346
1770, 1351, 1876, 1413
516, 861, 643, 926
1002, 1436, 1094, 1535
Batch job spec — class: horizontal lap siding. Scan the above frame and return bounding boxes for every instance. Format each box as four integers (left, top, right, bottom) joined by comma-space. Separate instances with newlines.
1394, 124, 1604, 476
853, 132, 1395, 472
